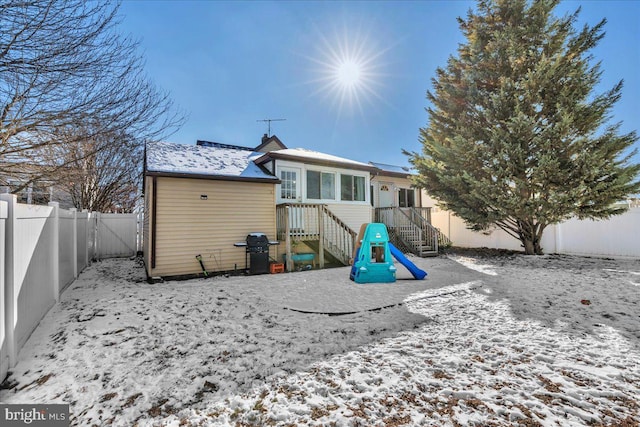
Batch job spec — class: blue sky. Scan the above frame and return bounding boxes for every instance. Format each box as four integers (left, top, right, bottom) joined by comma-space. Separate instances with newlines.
119, 1, 639, 167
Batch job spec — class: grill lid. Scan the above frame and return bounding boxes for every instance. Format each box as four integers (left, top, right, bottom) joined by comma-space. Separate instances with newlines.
246, 232, 269, 248
233, 233, 280, 248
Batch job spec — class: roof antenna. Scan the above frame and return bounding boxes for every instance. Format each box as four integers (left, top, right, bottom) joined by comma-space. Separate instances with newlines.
257, 118, 286, 137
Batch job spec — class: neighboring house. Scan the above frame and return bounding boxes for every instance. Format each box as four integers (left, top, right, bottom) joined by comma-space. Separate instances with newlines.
369, 162, 422, 209
143, 135, 442, 279
0, 166, 74, 208
369, 162, 442, 257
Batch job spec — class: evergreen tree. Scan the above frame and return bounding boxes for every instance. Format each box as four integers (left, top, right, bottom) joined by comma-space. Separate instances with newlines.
408, 0, 640, 254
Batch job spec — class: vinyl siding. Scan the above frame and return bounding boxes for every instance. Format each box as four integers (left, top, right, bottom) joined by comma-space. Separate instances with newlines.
324, 203, 373, 233
258, 141, 284, 153
149, 176, 276, 277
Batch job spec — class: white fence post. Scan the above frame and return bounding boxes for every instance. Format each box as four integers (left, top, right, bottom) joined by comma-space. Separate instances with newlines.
0, 200, 8, 381
83, 209, 90, 267
95, 212, 101, 259
137, 211, 144, 253
0, 194, 17, 367
71, 208, 78, 279
48, 202, 60, 301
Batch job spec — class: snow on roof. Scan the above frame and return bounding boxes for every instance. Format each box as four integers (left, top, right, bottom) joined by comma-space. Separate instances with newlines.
369, 162, 415, 175
273, 148, 372, 167
145, 141, 277, 180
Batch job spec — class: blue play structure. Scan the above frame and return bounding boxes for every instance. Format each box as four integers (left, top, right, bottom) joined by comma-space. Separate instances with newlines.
350, 223, 396, 283
389, 242, 428, 280
350, 223, 427, 284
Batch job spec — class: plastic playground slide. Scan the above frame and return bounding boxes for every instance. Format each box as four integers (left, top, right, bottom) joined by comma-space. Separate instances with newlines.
388, 243, 428, 280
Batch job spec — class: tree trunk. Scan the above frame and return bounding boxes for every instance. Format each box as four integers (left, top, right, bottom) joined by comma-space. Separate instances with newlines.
523, 238, 536, 255
534, 238, 544, 255
520, 222, 546, 255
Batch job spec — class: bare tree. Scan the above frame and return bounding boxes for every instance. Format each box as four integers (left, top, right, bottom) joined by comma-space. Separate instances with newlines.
0, 0, 183, 191
44, 125, 142, 212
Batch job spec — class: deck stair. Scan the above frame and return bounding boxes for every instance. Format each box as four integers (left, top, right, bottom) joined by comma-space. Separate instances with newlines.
276, 203, 357, 271
374, 207, 446, 257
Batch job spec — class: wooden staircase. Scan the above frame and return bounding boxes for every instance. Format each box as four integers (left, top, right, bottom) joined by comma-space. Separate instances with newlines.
374, 207, 447, 257
276, 203, 357, 271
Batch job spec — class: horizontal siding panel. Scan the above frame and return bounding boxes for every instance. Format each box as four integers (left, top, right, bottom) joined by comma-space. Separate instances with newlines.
150, 177, 276, 277
325, 204, 373, 232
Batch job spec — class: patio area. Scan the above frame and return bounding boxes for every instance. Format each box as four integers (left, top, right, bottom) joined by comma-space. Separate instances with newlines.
234, 253, 487, 314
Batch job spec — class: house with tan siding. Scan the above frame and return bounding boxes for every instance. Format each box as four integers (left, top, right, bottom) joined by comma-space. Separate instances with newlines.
143, 140, 280, 279
143, 134, 441, 278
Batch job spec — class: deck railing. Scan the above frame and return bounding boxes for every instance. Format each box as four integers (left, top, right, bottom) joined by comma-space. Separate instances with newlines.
320, 205, 357, 265
374, 207, 442, 256
374, 207, 426, 256
408, 207, 439, 254
411, 207, 432, 224
408, 207, 451, 248
276, 203, 357, 270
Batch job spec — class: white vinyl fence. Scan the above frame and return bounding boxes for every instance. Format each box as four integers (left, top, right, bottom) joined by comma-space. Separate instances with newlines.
432, 206, 640, 258
97, 213, 138, 258
0, 194, 139, 382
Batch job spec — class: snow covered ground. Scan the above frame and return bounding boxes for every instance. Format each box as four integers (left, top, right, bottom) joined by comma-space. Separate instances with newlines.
1, 251, 638, 426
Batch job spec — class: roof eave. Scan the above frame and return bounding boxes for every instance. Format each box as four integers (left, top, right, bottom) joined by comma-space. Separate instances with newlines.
374, 170, 416, 179
255, 152, 378, 173
145, 170, 281, 184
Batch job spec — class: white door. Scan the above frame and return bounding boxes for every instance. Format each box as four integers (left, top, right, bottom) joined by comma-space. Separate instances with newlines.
378, 182, 394, 207
278, 167, 301, 202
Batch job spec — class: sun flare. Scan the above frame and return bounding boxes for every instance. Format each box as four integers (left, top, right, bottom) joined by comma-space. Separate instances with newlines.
335, 59, 362, 88
304, 23, 389, 116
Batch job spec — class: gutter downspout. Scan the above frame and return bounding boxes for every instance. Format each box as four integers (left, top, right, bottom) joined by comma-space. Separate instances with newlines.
151, 176, 157, 269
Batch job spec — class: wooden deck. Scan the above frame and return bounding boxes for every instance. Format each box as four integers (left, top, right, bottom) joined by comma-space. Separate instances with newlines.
276, 203, 357, 271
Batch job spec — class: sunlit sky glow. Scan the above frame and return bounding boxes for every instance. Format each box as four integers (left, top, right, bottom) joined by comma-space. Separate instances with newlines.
304, 22, 390, 119
118, 1, 639, 167
337, 61, 361, 87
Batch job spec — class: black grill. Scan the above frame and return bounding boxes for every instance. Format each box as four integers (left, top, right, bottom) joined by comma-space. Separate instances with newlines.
234, 233, 279, 274
246, 233, 269, 253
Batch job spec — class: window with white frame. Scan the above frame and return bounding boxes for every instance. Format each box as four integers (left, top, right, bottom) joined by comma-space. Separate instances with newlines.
307, 170, 335, 200
340, 174, 366, 201
280, 170, 297, 199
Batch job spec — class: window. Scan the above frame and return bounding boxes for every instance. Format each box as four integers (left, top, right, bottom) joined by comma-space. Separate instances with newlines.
399, 188, 415, 208
280, 170, 297, 199
307, 170, 335, 200
341, 174, 365, 201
